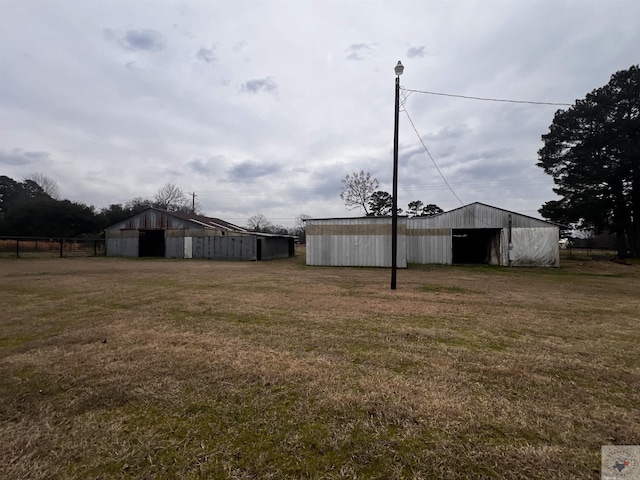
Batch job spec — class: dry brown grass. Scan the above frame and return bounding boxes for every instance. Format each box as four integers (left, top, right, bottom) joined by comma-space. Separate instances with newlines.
1, 252, 639, 479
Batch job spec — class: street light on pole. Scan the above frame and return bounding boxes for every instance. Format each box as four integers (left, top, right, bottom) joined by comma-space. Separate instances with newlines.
391, 60, 403, 290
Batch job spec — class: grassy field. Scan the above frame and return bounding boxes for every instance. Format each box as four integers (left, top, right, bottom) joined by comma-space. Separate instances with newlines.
1, 252, 639, 479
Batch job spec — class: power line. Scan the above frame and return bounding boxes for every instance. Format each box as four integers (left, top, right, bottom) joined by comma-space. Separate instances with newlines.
401, 103, 494, 227
401, 87, 572, 106
401, 106, 466, 206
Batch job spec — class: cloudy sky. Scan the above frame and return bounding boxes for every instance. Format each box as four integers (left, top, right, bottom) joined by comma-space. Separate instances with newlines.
1, 1, 639, 227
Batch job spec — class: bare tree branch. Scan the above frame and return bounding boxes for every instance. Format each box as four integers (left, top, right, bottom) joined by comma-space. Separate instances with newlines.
340, 170, 379, 215
26, 172, 60, 199
153, 182, 190, 212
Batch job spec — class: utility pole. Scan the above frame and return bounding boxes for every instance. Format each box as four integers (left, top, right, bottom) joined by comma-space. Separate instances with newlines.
391, 60, 404, 290
189, 192, 197, 214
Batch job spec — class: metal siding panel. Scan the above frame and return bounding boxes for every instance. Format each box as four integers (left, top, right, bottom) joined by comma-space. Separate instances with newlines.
106, 237, 139, 257
165, 237, 184, 258
406, 229, 451, 264
305, 217, 407, 267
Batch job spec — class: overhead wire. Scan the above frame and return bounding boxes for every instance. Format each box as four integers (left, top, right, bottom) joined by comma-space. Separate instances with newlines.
197, 86, 564, 221
401, 87, 572, 106
398, 85, 559, 225
400, 95, 467, 207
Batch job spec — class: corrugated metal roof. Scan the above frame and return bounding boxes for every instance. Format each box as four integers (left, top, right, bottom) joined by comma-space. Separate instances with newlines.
105, 208, 249, 233
407, 202, 560, 229
166, 210, 249, 232
105, 208, 295, 238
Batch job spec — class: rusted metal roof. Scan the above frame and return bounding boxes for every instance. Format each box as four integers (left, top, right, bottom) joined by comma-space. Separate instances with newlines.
104, 208, 250, 233
165, 210, 249, 232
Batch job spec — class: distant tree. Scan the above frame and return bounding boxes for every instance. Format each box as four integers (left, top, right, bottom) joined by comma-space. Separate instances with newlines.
98, 204, 132, 228
538, 64, 640, 257
247, 213, 272, 232
153, 182, 191, 212
367, 191, 403, 216
267, 224, 290, 235
3, 197, 98, 237
406, 200, 424, 217
368, 191, 392, 216
26, 172, 60, 199
407, 200, 444, 217
293, 213, 311, 243
125, 197, 154, 214
340, 170, 379, 215
0, 175, 49, 214
422, 203, 444, 217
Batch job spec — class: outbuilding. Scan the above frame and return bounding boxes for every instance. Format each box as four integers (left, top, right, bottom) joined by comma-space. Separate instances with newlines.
105, 208, 294, 261
306, 202, 560, 268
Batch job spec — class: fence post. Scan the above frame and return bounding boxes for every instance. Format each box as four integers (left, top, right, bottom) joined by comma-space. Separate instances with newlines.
16, 239, 19, 258
59, 239, 64, 258
94, 239, 98, 256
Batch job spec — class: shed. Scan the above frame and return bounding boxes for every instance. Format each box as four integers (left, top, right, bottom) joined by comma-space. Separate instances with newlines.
306, 203, 560, 268
105, 208, 294, 261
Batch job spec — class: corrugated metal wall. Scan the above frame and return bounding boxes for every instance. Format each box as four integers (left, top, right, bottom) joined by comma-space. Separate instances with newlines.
106, 236, 138, 257
306, 217, 407, 267
191, 235, 256, 260
165, 236, 185, 259
407, 228, 452, 264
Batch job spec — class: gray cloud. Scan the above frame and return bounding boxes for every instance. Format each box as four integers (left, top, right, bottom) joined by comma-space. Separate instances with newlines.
345, 43, 374, 61
0, 149, 49, 166
228, 160, 281, 182
104, 28, 165, 51
240, 77, 277, 94
188, 156, 225, 176
2, 1, 637, 223
196, 47, 217, 63
423, 125, 471, 142
407, 46, 427, 58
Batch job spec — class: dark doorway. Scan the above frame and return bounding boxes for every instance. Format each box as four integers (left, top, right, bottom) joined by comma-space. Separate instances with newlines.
139, 230, 165, 257
257, 238, 262, 261
452, 229, 500, 264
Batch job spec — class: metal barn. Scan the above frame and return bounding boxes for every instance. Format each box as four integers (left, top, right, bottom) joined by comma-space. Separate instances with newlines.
407, 203, 559, 267
306, 203, 560, 268
305, 216, 407, 267
105, 208, 294, 261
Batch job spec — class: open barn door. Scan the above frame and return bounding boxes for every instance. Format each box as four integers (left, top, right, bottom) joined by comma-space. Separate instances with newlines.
139, 230, 165, 257
452, 229, 501, 265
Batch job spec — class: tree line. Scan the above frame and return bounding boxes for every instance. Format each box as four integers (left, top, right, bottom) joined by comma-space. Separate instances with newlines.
0, 176, 198, 238
340, 170, 444, 217
0, 174, 309, 240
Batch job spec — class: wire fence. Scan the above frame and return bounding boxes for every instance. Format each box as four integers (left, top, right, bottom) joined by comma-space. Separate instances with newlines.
0, 237, 106, 258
